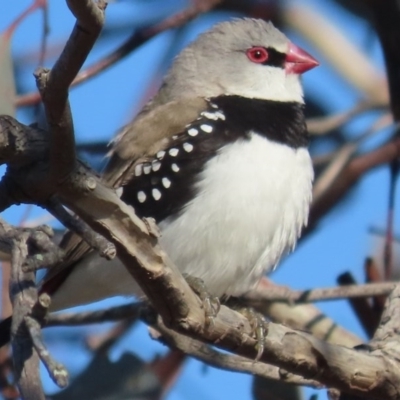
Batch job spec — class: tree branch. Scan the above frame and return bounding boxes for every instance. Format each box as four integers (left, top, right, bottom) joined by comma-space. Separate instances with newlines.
6, 227, 44, 400
247, 280, 396, 304
34, 0, 106, 183
152, 318, 323, 389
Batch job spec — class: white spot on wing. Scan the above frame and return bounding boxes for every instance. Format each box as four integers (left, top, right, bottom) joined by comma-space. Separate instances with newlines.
152, 160, 161, 172
157, 150, 166, 159
143, 165, 151, 174
152, 188, 161, 200
200, 124, 213, 133
187, 128, 198, 137
135, 164, 142, 177
171, 163, 180, 172
201, 111, 225, 121
169, 148, 179, 157
183, 142, 193, 153
162, 177, 171, 188
137, 191, 146, 203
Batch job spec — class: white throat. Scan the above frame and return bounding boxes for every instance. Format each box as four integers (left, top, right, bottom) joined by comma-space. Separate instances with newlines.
224, 69, 304, 103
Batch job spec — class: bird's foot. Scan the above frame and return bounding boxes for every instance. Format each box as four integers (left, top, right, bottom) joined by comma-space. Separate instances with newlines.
183, 274, 220, 330
238, 307, 268, 361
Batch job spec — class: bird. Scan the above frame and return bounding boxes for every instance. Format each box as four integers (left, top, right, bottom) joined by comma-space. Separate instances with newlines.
0, 18, 318, 343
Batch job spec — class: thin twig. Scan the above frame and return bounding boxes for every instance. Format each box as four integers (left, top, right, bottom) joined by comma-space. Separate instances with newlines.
3, 0, 47, 41
22, 226, 65, 272
309, 133, 400, 228
307, 101, 388, 136
24, 316, 68, 388
8, 231, 44, 400
46, 197, 116, 260
16, 0, 222, 107
46, 302, 142, 326
153, 319, 323, 389
313, 114, 393, 204
3, 221, 72, 392
34, 0, 49, 121
247, 280, 396, 304
35, 0, 106, 183
251, 279, 362, 348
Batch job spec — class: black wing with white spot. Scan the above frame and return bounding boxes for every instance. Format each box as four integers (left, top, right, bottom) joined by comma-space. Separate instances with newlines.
120, 101, 230, 222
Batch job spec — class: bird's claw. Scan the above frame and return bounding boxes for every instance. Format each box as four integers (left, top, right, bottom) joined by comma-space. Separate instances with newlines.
204, 295, 220, 330
239, 307, 268, 361
183, 274, 220, 330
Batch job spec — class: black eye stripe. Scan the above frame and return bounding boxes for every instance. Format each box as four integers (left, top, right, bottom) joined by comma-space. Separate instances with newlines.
262, 47, 286, 68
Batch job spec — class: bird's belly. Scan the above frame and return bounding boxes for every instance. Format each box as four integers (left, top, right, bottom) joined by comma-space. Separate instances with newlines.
159, 134, 313, 297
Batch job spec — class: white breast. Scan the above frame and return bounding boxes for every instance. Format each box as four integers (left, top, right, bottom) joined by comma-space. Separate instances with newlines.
159, 133, 313, 297
50, 133, 313, 311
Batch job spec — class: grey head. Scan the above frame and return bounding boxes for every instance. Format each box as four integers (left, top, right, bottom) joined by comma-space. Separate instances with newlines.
154, 18, 318, 105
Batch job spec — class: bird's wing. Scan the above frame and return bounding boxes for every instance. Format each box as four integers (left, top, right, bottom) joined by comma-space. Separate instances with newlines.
41, 97, 209, 294
102, 97, 208, 188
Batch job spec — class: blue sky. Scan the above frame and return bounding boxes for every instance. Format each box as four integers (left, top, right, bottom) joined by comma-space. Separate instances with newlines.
0, 1, 396, 399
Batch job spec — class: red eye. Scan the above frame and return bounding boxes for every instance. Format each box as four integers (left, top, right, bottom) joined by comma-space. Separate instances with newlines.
246, 47, 269, 63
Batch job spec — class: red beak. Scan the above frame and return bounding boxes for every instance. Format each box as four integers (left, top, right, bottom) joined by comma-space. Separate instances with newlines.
285, 43, 319, 74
